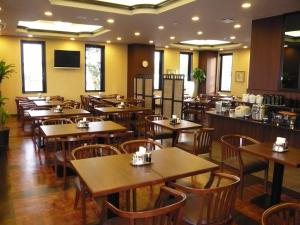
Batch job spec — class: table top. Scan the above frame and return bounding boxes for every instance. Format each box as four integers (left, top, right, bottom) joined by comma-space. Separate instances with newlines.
27, 96, 46, 101
34, 100, 63, 107
240, 142, 300, 168
71, 147, 219, 197
95, 106, 151, 114
102, 98, 126, 106
28, 108, 90, 119
152, 119, 202, 131
40, 121, 127, 138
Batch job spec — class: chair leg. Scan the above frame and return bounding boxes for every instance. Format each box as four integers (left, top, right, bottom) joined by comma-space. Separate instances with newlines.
74, 188, 80, 209
133, 188, 137, 211
264, 168, 269, 193
63, 163, 67, 189
239, 175, 244, 199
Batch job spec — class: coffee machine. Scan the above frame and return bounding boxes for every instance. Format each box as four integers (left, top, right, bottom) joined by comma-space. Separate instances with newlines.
251, 104, 266, 121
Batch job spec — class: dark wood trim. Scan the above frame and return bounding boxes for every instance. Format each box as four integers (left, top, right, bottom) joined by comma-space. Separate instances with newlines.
20, 40, 46, 94
84, 44, 105, 92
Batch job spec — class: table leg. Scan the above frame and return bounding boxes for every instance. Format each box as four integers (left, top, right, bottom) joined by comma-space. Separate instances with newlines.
81, 187, 86, 225
107, 193, 119, 218
172, 131, 177, 147
270, 162, 284, 205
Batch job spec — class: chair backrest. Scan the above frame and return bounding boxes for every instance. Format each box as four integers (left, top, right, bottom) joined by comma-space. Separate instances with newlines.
145, 114, 168, 136
74, 116, 103, 123
72, 144, 121, 159
126, 98, 145, 107
30, 107, 51, 111
100, 186, 186, 225
220, 134, 260, 168
120, 139, 163, 153
42, 118, 73, 125
262, 203, 300, 225
50, 95, 64, 101
195, 128, 214, 156
111, 112, 132, 129
172, 173, 240, 225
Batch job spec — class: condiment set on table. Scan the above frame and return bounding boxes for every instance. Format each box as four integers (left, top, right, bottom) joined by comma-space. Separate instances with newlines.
170, 115, 181, 125
117, 101, 125, 109
131, 146, 152, 166
272, 137, 288, 152
53, 105, 63, 113
77, 117, 89, 128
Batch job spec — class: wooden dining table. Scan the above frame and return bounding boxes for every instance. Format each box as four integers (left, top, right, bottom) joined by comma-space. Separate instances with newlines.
28, 108, 90, 120
95, 106, 152, 115
240, 142, 300, 207
27, 96, 46, 101
151, 119, 202, 146
34, 100, 63, 107
71, 147, 219, 224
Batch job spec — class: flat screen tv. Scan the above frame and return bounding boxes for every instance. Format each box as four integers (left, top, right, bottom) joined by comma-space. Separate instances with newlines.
54, 50, 80, 68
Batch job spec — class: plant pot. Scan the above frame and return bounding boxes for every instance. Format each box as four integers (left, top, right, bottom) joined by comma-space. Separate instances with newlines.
0, 127, 9, 151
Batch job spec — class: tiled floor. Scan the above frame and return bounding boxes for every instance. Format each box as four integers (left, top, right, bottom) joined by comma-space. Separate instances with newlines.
0, 116, 299, 225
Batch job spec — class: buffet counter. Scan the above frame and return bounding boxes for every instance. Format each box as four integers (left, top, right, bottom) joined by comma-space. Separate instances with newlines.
206, 111, 300, 148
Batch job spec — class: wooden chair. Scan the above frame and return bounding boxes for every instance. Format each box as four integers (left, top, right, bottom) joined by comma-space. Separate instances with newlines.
55, 135, 95, 188
99, 186, 186, 225
145, 114, 173, 144
97, 130, 135, 148
175, 127, 214, 158
71, 144, 121, 209
50, 95, 64, 101
74, 116, 103, 123
171, 173, 240, 225
120, 139, 163, 154
262, 202, 300, 225
220, 134, 269, 199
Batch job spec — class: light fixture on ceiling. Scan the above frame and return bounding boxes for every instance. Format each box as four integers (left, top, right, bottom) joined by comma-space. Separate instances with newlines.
44, 11, 53, 16
134, 32, 140, 36
158, 25, 164, 30
70, 37, 75, 40
181, 39, 229, 45
243, 45, 248, 48
219, 48, 224, 51
197, 31, 203, 35
284, 44, 288, 48
221, 18, 234, 24
234, 24, 241, 29
116, 36, 122, 40
285, 30, 300, 37
170, 36, 175, 40
106, 40, 111, 43
28, 34, 33, 37
107, 18, 114, 24
241, 2, 251, 8
165, 45, 169, 48
0, 7, 2, 11
191, 16, 199, 21
230, 36, 236, 40
190, 48, 193, 51
149, 40, 154, 44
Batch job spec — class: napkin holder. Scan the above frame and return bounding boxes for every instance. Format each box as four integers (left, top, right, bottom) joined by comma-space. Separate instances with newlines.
272, 138, 288, 152
170, 118, 181, 125
117, 103, 125, 109
131, 147, 152, 166
54, 106, 63, 113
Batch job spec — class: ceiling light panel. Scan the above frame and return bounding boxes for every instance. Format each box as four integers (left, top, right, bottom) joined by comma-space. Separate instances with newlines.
18, 20, 103, 33
285, 30, 300, 37
241, 2, 251, 8
181, 39, 230, 46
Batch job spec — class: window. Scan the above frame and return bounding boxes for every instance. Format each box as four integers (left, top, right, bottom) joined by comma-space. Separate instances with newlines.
219, 54, 233, 92
179, 52, 192, 82
85, 45, 105, 91
154, 50, 163, 90
21, 40, 46, 93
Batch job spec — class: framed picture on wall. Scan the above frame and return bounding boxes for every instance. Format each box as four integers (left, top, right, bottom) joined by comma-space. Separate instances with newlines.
235, 71, 245, 82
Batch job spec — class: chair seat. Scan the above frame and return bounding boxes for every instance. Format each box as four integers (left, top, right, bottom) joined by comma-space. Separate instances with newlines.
224, 153, 268, 174
176, 172, 212, 189
146, 129, 173, 140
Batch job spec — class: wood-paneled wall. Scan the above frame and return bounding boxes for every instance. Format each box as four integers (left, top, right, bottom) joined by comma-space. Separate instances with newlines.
127, 44, 155, 97
198, 51, 218, 94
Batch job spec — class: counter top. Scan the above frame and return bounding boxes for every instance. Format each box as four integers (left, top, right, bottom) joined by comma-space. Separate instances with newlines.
206, 110, 300, 132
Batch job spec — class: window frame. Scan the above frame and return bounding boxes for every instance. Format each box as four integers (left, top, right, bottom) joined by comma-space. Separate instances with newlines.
154, 50, 164, 90
179, 52, 192, 81
21, 40, 47, 93
219, 53, 233, 92
84, 44, 105, 92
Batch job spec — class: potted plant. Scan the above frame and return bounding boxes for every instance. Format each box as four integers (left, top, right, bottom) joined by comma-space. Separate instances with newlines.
192, 68, 206, 95
0, 60, 15, 151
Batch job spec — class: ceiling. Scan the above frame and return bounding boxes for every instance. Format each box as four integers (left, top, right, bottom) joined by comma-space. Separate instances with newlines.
1, 0, 300, 50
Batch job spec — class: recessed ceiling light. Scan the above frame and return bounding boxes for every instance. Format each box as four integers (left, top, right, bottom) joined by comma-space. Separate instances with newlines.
219, 48, 224, 51
190, 48, 193, 51
107, 18, 114, 24
170, 36, 175, 40
106, 40, 111, 43
70, 37, 75, 41
149, 40, 154, 44
243, 45, 248, 48
181, 39, 229, 45
230, 36, 236, 40
234, 24, 241, 29
284, 44, 288, 48
44, 11, 53, 16
222, 18, 234, 24
197, 31, 203, 35
116, 37, 122, 41
165, 45, 169, 48
28, 34, 33, 37
77, 16, 87, 20
241, 2, 251, 8
134, 32, 140, 36
285, 30, 300, 37
0, 7, 2, 11
191, 16, 199, 21
158, 25, 164, 30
